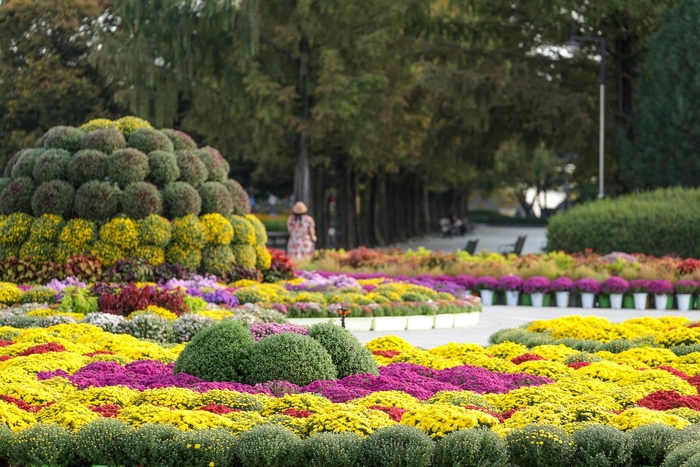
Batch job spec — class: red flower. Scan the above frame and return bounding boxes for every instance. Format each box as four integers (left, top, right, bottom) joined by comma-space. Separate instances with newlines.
567, 361, 591, 370
637, 390, 700, 411
89, 404, 122, 418
372, 350, 401, 358
367, 405, 408, 422
281, 408, 314, 418
501, 408, 522, 420
19, 343, 67, 356
197, 404, 241, 415
0, 356, 12, 362
511, 353, 545, 365
0, 340, 13, 347
659, 365, 690, 381
84, 350, 116, 357
0, 395, 53, 413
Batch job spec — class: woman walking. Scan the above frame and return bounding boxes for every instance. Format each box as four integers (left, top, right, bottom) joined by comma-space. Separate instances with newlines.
286, 201, 317, 260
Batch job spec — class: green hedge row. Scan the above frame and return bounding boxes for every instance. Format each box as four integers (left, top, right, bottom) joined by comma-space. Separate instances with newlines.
2, 421, 700, 467
547, 187, 700, 257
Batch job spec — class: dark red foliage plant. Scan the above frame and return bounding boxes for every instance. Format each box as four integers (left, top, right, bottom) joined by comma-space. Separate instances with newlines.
98, 283, 189, 316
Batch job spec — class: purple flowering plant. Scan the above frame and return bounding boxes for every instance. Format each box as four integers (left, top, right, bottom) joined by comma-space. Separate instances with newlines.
674, 280, 698, 295
629, 279, 650, 293
600, 277, 630, 295
549, 277, 574, 292
522, 276, 551, 294
648, 279, 674, 295
496, 275, 523, 292
474, 276, 498, 291
574, 278, 600, 294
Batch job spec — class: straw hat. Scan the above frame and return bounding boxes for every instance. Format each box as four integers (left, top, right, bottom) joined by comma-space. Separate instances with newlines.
292, 201, 308, 214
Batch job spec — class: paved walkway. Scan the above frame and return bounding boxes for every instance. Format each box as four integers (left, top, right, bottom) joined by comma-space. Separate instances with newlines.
351, 305, 700, 348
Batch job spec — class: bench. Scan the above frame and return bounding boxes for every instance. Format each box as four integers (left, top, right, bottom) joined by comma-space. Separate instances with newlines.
499, 235, 527, 256
266, 231, 290, 249
464, 239, 479, 255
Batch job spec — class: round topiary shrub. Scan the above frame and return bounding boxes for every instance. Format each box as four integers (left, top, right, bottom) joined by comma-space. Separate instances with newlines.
229, 215, 257, 245
0, 177, 34, 214
4, 151, 21, 178
235, 425, 301, 467
200, 213, 234, 245
201, 244, 235, 276
171, 214, 206, 248
67, 149, 109, 185
120, 182, 163, 219
137, 214, 172, 247
256, 244, 272, 269
434, 428, 508, 467
571, 424, 632, 467
31, 180, 75, 217
116, 116, 153, 137
664, 441, 700, 467
173, 319, 254, 382
128, 128, 175, 153
80, 118, 119, 132
198, 147, 230, 182
165, 244, 202, 270
37, 125, 86, 152
75, 418, 135, 467
162, 182, 202, 218
630, 423, 682, 467
245, 333, 337, 386
161, 129, 198, 150
81, 128, 127, 154
308, 322, 379, 379
225, 179, 251, 215
147, 150, 180, 187
123, 423, 180, 467
75, 181, 120, 221
11, 149, 44, 180
132, 245, 165, 267
199, 181, 234, 216
176, 150, 208, 187
108, 148, 149, 187
91, 240, 124, 267
155, 428, 236, 467
100, 217, 139, 250
246, 213, 268, 244
0, 213, 33, 245
31, 148, 70, 182
59, 218, 96, 249
7, 423, 77, 467
231, 244, 256, 269
0, 424, 12, 463
0, 178, 10, 197
30, 214, 64, 242
300, 432, 362, 467
506, 424, 574, 467
361, 425, 434, 467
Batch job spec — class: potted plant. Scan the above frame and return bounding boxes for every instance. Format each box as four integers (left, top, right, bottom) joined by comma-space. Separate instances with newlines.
497, 275, 523, 307
600, 277, 629, 309
649, 279, 674, 310
574, 278, 600, 309
522, 276, 551, 307
550, 277, 574, 308
454, 275, 476, 296
674, 280, 697, 311
629, 279, 650, 310
475, 276, 498, 306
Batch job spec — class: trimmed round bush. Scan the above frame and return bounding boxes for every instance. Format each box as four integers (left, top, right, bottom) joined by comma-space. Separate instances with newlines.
155, 428, 236, 467
32, 180, 75, 217
8, 423, 76, 467
162, 129, 198, 150
165, 244, 202, 270
434, 428, 507, 467
124, 423, 180, 467
171, 214, 206, 248
100, 217, 139, 250
4, 151, 21, 177
0, 177, 34, 214
91, 240, 124, 267
20, 286, 58, 304
225, 179, 251, 215
38, 125, 85, 152
0, 178, 11, 197
173, 313, 216, 343
81, 128, 127, 154
126, 313, 174, 343
108, 148, 149, 187
0, 212, 33, 245
572, 424, 633, 467
10, 148, 44, 180
245, 333, 337, 386
246, 213, 268, 244
308, 322, 379, 379
176, 150, 208, 187
664, 441, 700, 467
199, 181, 233, 215
162, 182, 202, 218
231, 244, 256, 269
67, 149, 109, 184
173, 319, 254, 382
301, 432, 362, 467
116, 116, 153, 137
506, 424, 574, 467
75, 181, 120, 221
31, 148, 70, 182
361, 425, 434, 467
229, 215, 257, 245
75, 418, 134, 467
137, 214, 172, 247
235, 425, 301, 467
147, 150, 180, 187
201, 244, 235, 276
630, 423, 682, 467
0, 424, 12, 462
19, 239, 56, 262
128, 128, 175, 153
198, 146, 230, 182
256, 244, 272, 269
120, 182, 163, 219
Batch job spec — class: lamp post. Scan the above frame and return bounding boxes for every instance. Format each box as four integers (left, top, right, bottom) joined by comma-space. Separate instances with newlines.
566, 36, 606, 199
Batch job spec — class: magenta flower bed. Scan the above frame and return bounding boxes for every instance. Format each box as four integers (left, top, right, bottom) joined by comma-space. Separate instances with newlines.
601, 277, 630, 294
522, 276, 550, 294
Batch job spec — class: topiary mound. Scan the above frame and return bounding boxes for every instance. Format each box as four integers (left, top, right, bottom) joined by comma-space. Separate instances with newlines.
128, 128, 175, 153
199, 182, 233, 216
308, 322, 379, 379
67, 150, 109, 184
81, 128, 127, 154
120, 182, 163, 219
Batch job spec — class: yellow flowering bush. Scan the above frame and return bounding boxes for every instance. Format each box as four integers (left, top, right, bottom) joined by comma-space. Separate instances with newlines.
63, 385, 137, 407
36, 401, 101, 430
130, 388, 201, 410
171, 215, 206, 249
353, 391, 422, 410
136, 214, 172, 248
195, 309, 234, 321
609, 407, 690, 431
91, 240, 124, 267
0, 213, 32, 246
656, 327, 700, 347
80, 118, 119, 131
200, 213, 234, 245
503, 402, 614, 431
255, 244, 271, 269
0, 282, 23, 304
200, 390, 266, 412
30, 214, 65, 241
132, 245, 166, 266
224, 411, 267, 435
391, 349, 462, 370
401, 405, 499, 438
0, 400, 37, 431
486, 341, 530, 360
427, 391, 496, 410
165, 244, 202, 270
100, 218, 139, 251
128, 305, 179, 322
116, 116, 153, 137
262, 393, 335, 416
306, 404, 395, 437
58, 218, 96, 249
365, 335, 415, 352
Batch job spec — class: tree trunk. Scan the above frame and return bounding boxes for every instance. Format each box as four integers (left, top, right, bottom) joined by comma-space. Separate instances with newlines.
293, 36, 311, 205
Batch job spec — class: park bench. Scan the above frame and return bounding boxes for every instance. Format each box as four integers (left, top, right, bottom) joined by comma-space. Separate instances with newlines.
499, 235, 527, 256
266, 231, 290, 249
464, 239, 479, 255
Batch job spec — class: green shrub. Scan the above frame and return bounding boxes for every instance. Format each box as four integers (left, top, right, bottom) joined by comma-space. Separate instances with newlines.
597, 339, 635, 354
229, 215, 257, 245
154, 428, 236, 467
120, 182, 163, 219
75, 181, 120, 221
38, 125, 86, 152
246, 333, 337, 386
31, 148, 70, 182
571, 424, 633, 467
108, 148, 149, 187
564, 352, 603, 365
547, 187, 700, 256
630, 423, 681, 467
199, 181, 234, 216
31, 180, 75, 217
246, 213, 267, 244
201, 244, 235, 276
126, 313, 174, 343
256, 244, 272, 269
173, 313, 216, 343
31, 214, 64, 243
308, 322, 379, 379
198, 146, 230, 182
0, 424, 12, 463
19, 239, 56, 262
7, 423, 76, 467
176, 150, 208, 187
162, 181, 202, 218
128, 128, 175, 153
11, 148, 44, 180
506, 424, 574, 467
173, 319, 254, 382
21, 286, 58, 304
137, 214, 172, 247
0, 213, 33, 245
663, 441, 700, 467
81, 128, 127, 154
301, 432, 362, 467
0, 176, 34, 214
235, 424, 301, 467
124, 423, 180, 467
166, 244, 202, 270
67, 149, 109, 184
231, 244, 256, 269
171, 214, 206, 248
162, 128, 198, 150
360, 425, 434, 467
75, 418, 134, 466
433, 428, 507, 467
116, 115, 153, 137
0, 178, 11, 198
226, 179, 251, 215
4, 151, 21, 178
147, 150, 181, 187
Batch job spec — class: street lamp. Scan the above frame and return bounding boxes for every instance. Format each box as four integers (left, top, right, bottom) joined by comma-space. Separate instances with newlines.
566, 36, 606, 199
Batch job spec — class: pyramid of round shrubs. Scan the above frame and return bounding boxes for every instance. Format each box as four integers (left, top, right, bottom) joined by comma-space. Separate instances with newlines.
0, 116, 271, 275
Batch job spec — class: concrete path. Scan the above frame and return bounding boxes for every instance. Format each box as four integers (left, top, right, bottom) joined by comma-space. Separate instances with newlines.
351, 305, 700, 348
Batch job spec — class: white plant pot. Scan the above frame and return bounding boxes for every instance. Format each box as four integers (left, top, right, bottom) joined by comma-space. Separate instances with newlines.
580, 293, 595, 309
454, 312, 481, 327
554, 291, 570, 308
406, 315, 435, 330
465, 289, 472, 296
654, 294, 668, 311
531, 292, 545, 307
632, 293, 648, 311
480, 290, 494, 306
678, 294, 692, 311
610, 293, 623, 309
434, 313, 456, 329
337, 317, 373, 332
372, 316, 408, 331
505, 290, 520, 306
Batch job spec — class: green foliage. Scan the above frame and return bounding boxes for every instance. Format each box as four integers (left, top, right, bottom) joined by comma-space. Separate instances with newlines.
162, 129, 198, 150
235, 425, 301, 467
81, 128, 127, 154
308, 322, 379, 378
124, 423, 180, 467
246, 333, 337, 386
11, 149, 44, 180
201, 244, 235, 276
433, 428, 507, 467
301, 432, 362, 467
163, 181, 202, 218
156, 428, 236, 467
176, 150, 208, 187
563, 352, 603, 365
630, 423, 682, 467
571, 424, 633, 467
148, 150, 181, 187
31, 180, 75, 217
31, 214, 65, 242
39, 125, 86, 152
137, 214, 172, 247
0, 178, 11, 198
173, 319, 254, 382
506, 424, 574, 467
229, 215, 257, 245
226, 179, 251, 215
0, 424, 11, 463
198, 147, 230, 182
173, 313, 216, 343
128, 128, 175, 153
120, 182, 163, 219
32, 148, 70, 182
108, 148, 149, 187
67, 149, 109, 184
0, 212, 33, 245
59, 286, 99, 314
547, 188, 700, 257
171, 214, 206, 248
75, 181, 120, 221
21, 286, 59, 304
246, 214, 268, 244
4, 152, 21, 178
361, 425, 434, 467
199, 181, 234, 216
7, 423, 76, 467
166, 244, 202, 270
20, 239, 56, 262
126, 312, 174, 343
231, 244, 256, 269
663, 441, 700, 467
0, 176, 34, 214
75, 418, 134, 466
